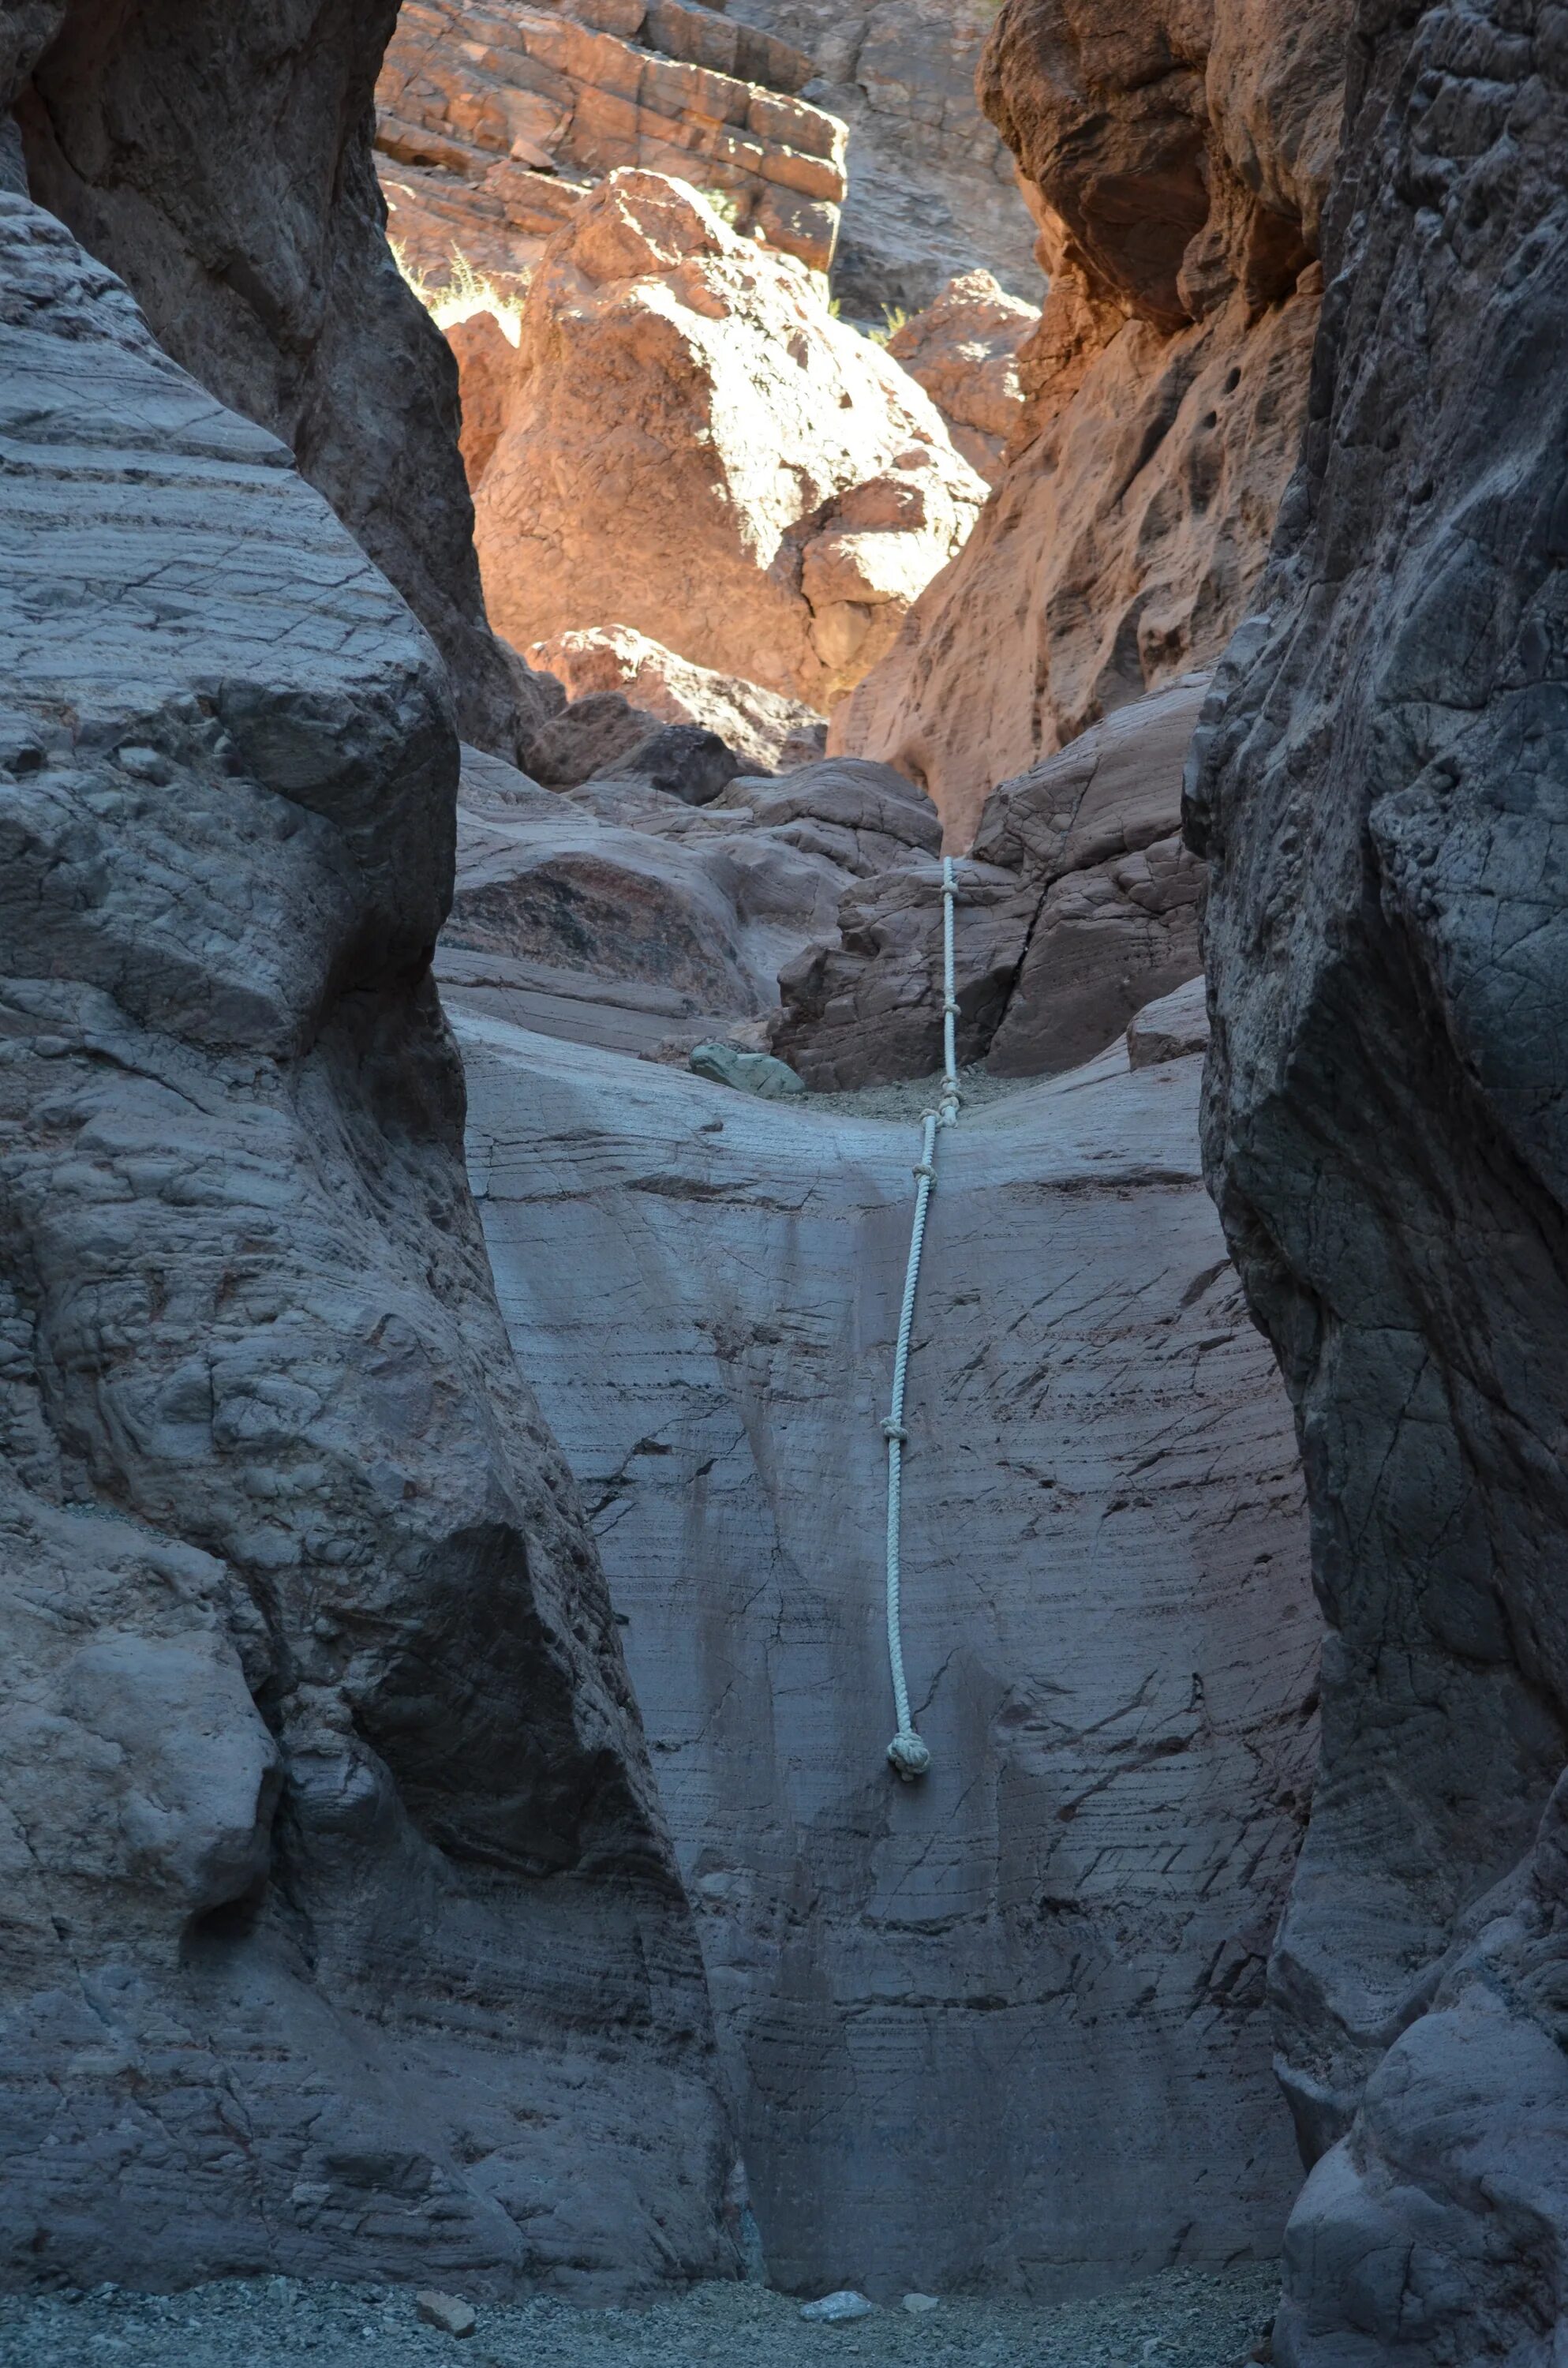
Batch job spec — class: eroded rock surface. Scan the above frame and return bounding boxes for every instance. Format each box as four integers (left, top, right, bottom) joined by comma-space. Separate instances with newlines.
829, 0, 1348, 842
0, 189, 732, 2299
9, 0, 539, 761
1188, 0, 1568, 2354
458, 1020, 1318, 2299
886, 269, 1039, 485
727, 0, 1040, 313
473, 171, 985, 711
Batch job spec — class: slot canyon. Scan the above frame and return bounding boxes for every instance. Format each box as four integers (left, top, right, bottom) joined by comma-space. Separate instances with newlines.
1, 1, 1566, 2364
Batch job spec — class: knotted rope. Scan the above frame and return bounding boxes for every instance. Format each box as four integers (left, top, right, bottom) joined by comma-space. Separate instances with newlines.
881, 856, 960, 1782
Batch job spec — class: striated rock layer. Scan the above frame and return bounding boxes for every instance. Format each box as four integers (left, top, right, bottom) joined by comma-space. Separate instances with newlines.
9, 0, 541, 761
377, 0, 844, 286
1189, 0, 1568, 2355
474, 171, 984, 713
0, 188, 732, 2299
829, 0, 1349, 845
458, 1017, 1319, 2299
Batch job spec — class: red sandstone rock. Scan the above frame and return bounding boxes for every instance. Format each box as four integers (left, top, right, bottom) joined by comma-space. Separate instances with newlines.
473, 171, 986, 711
530, 624, 827, 774
886, 269, 1039, 484
828, 0, 1350, 844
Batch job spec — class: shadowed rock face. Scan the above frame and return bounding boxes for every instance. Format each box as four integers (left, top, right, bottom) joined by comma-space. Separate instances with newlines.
460, 1019, 1319, 2299
0, 189, 732, 2299
829, 0, 1348, 843
1188, 0, 1568, 2352
8, 0, 546, 762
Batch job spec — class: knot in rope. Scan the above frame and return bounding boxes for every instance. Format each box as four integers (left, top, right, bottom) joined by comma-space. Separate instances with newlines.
887, 1730, 933, 1783
878, 856, 961, 1785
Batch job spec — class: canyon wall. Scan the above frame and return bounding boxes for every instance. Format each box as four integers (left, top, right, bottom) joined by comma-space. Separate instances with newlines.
1189, 0, 1568, 2357
8, 0, 542, 762
725, 0, 1039, 312
831, 0, 1349, 845
0, 37, 733, 2297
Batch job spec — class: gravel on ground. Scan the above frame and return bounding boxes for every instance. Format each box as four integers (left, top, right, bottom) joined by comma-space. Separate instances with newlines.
0, 2263, 1276, 2368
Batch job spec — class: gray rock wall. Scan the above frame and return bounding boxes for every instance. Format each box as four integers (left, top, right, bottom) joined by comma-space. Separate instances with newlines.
7, 0, 544, 760
456, 1007, 1319, 2299
0, 189, 732, 2299
724, 0, 1040, 313
1188, 0, 1568, 2353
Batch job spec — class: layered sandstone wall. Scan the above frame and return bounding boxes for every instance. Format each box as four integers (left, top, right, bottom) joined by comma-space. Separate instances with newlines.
377, 0, 846, 287
830, 0, 1349, 845
1190, 0, 1568, 2355
0, 21, 734, 2295
8, 0, 544, 762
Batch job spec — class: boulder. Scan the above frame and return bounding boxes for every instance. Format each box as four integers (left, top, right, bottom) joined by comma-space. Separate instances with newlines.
826, 0, 1350, 843
1190, 0, 1568, 2349
975, 673, 1213, 1078
688, 1043, 805, 1098
0, 188, 731, 2299
530, 624, 829, 777
10, 0, 539, 762
456, 1017, 1318, 2299
473, 170, 986, 711
773, 858, 1035, 1092
886, 270, 1040, 484
448, 309, 518, 491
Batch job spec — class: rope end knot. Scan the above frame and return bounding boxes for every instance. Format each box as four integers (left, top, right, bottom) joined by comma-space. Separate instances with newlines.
887, 1729, 932, 1782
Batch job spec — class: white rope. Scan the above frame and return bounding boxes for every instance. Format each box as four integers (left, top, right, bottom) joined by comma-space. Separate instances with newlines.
881, 856, 960, 1782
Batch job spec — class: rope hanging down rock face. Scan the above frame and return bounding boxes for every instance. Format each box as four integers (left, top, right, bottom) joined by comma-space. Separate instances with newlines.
881, 856, 960, 1782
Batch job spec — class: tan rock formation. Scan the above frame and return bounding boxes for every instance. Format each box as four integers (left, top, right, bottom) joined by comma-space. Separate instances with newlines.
377, 0, 845, 289
828, 0, 1350, 845
474, 170, 986, 710
885, 268, 1039, 484
530, 624, 827, 773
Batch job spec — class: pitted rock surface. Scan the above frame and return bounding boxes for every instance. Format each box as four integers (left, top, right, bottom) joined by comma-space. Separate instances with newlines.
459, 1017, 1318, 2298
0, 190, 732, 2299
829, 0, 1349, 842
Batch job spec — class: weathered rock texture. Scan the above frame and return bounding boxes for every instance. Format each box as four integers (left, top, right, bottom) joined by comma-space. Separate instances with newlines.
377, 0, 844, 285
726, 0, 1040, 312
529, 625, 827, 775
0, 187, 732, 2299
769, 676, 1206, 1093
9, 0, 541, 761
436, 747, 937, 1063
976, 673, 1209, 1077
455, 1016, 1319, 2299
1187, 0, 1568, 2355
473, 171, 985, 712
829, 0, 1349, 844
886, 269, 1039, 485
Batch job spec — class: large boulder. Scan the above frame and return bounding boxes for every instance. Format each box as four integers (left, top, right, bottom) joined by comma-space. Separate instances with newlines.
827, 0, 1349, 844
1188, 0, 1568, 2353
457, 1014, 1319, 2299
977, 673, 1210, 1076
9, 0, 541, 762
886, 269, 1040, 485
0, 189, 732, 2299
473, 170, 986, 711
